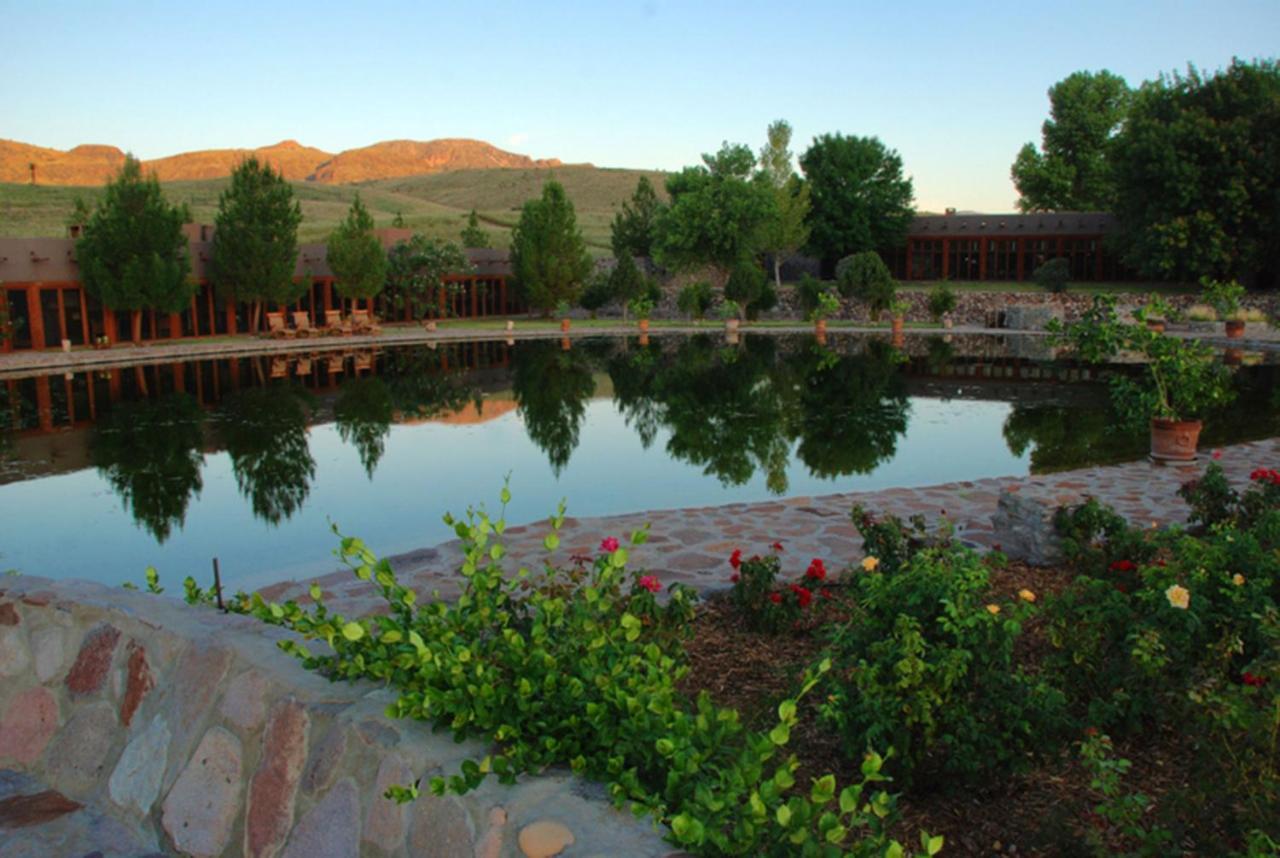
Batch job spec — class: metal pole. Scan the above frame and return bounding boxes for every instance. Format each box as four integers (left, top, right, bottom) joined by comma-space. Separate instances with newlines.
212, 557, 225, 612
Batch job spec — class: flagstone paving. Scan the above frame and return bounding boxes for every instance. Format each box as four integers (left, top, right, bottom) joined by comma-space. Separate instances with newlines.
263, 438, 1280, 618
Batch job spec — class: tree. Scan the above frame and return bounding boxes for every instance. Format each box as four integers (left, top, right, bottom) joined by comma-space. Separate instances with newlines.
653, 142, 775, 281
385, 234, 470, 319
799, 134, 914, 269
756, 120, 812, 289
76, 156, 193, 343
509, 181, 592, 314
461, 209, 489, 248
610, 176, 664, 258
1111, 59, 1280, 285
836, 252, 896, 319
326, 195, 388, 304
209, 157, 304, 333
1011, 70, 1131, 212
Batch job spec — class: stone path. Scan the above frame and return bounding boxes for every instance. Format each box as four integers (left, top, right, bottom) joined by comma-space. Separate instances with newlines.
261, 438, 1280, 618
0, 770, 162, 857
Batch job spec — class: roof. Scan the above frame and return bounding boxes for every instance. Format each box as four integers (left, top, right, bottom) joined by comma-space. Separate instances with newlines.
908, 211, 1116, 237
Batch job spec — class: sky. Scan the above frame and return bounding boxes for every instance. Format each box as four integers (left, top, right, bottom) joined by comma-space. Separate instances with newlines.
2, 0, 1277, 212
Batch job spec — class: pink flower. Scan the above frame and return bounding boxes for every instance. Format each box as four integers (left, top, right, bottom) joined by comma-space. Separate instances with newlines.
600, 536, 620, 553
638, 575, 661, 594
1212, 449, 1222, 460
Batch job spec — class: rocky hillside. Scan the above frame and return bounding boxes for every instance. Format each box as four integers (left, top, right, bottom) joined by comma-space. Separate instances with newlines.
0, 137, 565, 186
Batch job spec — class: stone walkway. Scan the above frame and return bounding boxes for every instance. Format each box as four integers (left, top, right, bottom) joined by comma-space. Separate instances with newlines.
260, 438, 1280, 618
0, 770, 162, 857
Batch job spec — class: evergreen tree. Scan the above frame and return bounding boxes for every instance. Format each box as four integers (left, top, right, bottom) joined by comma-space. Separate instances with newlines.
610, 176, 663, 258
209, 157, 304, 332
76, 156, 193, 342
510, 181, 593, 314
461, 209, 489, 248
326, 195, 388, 304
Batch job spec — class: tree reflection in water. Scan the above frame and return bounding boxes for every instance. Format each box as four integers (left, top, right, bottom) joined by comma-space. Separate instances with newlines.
91, 392, 205, 542
512, 340, 596, 475
334, 376, 394, 479
219, 383, 316, 525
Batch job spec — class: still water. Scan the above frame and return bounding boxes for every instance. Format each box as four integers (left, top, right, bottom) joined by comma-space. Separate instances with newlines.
1, 333, 1276, 589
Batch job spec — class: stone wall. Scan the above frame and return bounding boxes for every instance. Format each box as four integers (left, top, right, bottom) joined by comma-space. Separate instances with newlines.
0, 578, 673, 858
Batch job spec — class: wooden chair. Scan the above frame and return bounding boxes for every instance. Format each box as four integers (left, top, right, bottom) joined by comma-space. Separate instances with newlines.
265, 311, 295, 339
352, 308, 383, 336
295, 356, 312, 376
324, 309, 353, 337
270, 356, 289, 378
327, 353, 345, 375
292, 311, 317, 337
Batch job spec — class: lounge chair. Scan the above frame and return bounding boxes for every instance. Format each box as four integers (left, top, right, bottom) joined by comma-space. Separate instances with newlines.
295, 356, 312, 376
292, 311, 317, 337
265, 311, 295, 339
324, 310, 353, 337
352, 309, 383, 336
327, 354, 345, 375
270, 356, 289, 378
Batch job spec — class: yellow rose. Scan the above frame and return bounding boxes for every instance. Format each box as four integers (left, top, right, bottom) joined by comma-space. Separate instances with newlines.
861, 556, 880, 572
1018, 589, 1036, 603
1165, 584, 1190, 610
986, 604, 1001, 615
1232, 573, 1245, 586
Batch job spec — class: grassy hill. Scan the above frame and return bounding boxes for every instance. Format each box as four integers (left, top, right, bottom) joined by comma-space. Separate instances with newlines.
0, 164, 668, 255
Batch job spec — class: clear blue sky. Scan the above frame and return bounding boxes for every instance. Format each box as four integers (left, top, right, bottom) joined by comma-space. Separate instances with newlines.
2, 0, 1276, 211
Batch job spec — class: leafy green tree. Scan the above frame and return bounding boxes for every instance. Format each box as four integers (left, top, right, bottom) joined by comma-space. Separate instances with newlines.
799, 134, 914, 268
510, 181, 593, 315
209, 157, 304, 332
755, 120, 811, 289
460, 209, 489, 248
1011, 70, 1131, 212
220, 384, 316, 525
724, 259, 775, 320
653, 143, 776, 281
1111, 59, 1280, 285
836, 251, 897, 319
676, 281, 714, 320
611, 176, 664, 258
326, 195, 388, 304
76, 156, 193, 342
385, 234, 470, 319
91, 393, 205, 542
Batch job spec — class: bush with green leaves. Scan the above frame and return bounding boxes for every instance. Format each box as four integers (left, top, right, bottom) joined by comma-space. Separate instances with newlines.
1178, 461, 1280, 531
227, 489, 933, 857
848, 504, 949, 576
724, 259, 774, 320
926, 284, 956, 322
578, 270, 614, 316
1033, 257, 1071, 293
676, 281, 714, 320
820, 543, 1064, 788
835, 252, 896, 320
1202, 277, 1245, 321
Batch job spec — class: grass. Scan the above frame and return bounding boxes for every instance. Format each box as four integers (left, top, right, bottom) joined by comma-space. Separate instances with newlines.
0, 164, 666, 255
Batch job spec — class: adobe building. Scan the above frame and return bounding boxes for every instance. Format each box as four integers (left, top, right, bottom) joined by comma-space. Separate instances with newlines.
0, 226, 515, 352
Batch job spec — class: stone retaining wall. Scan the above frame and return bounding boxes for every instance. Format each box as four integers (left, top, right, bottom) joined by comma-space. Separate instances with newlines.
0, 578, 672, 857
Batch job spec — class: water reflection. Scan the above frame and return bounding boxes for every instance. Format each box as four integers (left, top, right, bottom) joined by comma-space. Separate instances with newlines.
334, 377, 394, 478
219, 384, 316, 525
513, 340, 596, 475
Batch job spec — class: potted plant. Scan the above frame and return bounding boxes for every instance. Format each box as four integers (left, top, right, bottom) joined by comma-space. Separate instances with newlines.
1139, 294, 1178, 334
889, 298, 910, 338
720, 299, 742, 332
1052, 296, 1234, 461
927, 283, 957, 329
628, 296, 655, 333
809, 289, 839, 337
556, 300, 572, 333
1202, 278, 1247, 339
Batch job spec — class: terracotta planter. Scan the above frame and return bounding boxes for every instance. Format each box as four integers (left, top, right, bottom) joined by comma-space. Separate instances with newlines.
1225, 320, 1245, 339
1224, 348, 1244, 366
638, 318, 650, 333
560, 336, 572, 351
814, 319, 827, 336
1150, 418, 1202, 462
891, 317, 905, 337
1146, 319, 1166, 334
638, 333, 650, 347
560, 318, 571, 333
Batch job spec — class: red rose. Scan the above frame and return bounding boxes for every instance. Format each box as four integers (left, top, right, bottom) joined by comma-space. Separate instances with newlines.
730, 573, 740, 583
771, 541, 784, 552
768, 592, 782, 604
1242, 672, 1268, 688
729, 549, 742, 570
794, 586, 812, 608
1109, 559, 1136, 573
805, 558, 827, 581
820, 588, 833, 600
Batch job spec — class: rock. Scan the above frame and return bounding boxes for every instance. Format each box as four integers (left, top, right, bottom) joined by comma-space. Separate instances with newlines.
0, 789, 82, 828
167, 643, 233, 767
300, 727, 345, 795
991, 488, 1065, 566
280, 779, 360, 858
0, 688, 59, 765
362, 755, 412, 852
408, 794, 473, 857
44, 701, 118, 794
473, 806, 507, 858
31, 627, 65, 682
0, 603, 19, 626
119, 641, 154, 728
108, 715, 170, 816
219, 669, 272, 732
244, 700, 310, 858
0, 627, 31, 678
64, 624, 121, 697
161, 726, 243, 858
518, 820, 576, 858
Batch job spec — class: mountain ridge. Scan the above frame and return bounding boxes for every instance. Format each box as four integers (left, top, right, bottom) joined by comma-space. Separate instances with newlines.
0, 137, 569, 186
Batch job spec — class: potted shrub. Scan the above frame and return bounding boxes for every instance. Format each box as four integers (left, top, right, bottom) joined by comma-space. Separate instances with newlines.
628, 296, 655, 333
889, 298, 910, 339
1139, 294, 1178, 334
1052, 296, 1234, 461
556, 300, 572, 333
720, 299, 742, 332
809, 289, 839, 337
927, 283, 957, 329
1202, 278, 1247, 339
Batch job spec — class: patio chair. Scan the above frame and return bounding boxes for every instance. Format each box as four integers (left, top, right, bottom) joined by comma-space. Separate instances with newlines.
292, 311, 317, 337
327, 353, 345, 375
265, 311, 295, 339
324, 309, 353, 337
295, 356, 312, 376
351, 308, 383, 336
270, 356, 289, 378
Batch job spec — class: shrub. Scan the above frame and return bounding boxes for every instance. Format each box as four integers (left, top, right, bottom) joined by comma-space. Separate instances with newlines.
926, 284, 956, 321
676, 281, 714, 320
1202, 277, 1245, 320
835, 252, 896, 319
1033, 257, 1071, 293
578, 270, 614, 315
848, 504, 951, 576
724, 259, 767, 319
795, 274, 827, 319
727, 547, 834, 634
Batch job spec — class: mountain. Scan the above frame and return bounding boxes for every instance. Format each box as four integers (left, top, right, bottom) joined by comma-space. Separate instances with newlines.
0, 137, 566, 187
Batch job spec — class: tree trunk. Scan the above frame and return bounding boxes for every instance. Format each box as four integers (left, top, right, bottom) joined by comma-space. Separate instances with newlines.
250, 301, 262, 334
131, 310, 142, 345
774, 256, 783, 291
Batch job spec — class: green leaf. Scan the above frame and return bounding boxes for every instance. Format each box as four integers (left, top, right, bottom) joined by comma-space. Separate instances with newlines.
886, 842, 904, 858
341, 622, 364, 641
777, 699, 797, 723
309, 583, 323, 602
776, 804, 792, 827
544, 533, 560, 552
768, 723, 791, 746
610, 547, 628, 568
499, 486, 512, 504
810, 774, 836, 804
838, 785, 861, 814
926, 834, 945, 855
825, 824, 848, 845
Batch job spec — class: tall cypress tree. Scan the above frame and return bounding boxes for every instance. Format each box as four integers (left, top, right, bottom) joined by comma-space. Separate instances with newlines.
76, 156, 192, 343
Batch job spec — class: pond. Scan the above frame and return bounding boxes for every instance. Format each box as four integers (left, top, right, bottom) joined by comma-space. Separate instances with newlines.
1, 333, 1277, 590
